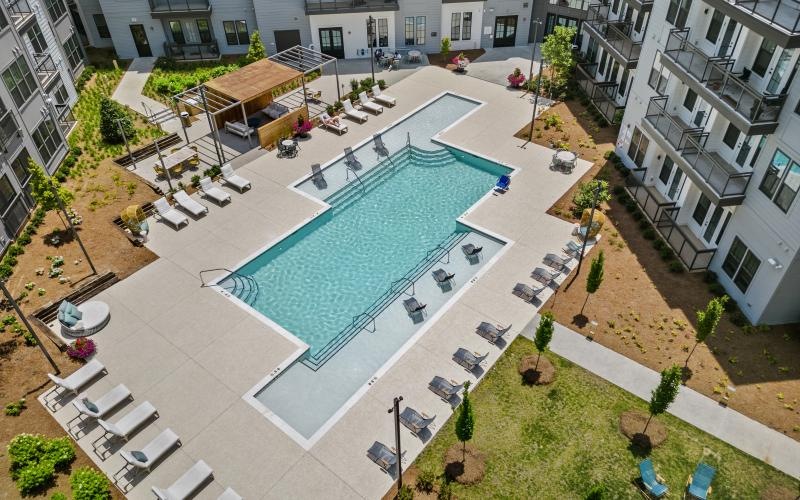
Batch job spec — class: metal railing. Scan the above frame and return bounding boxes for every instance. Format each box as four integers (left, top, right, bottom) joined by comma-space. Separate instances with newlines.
34, 53, 58, 86
585, 13, 642, 63
149, 0, 210, 12
548, 0, 590, 10
164, 41, 220, 61
727, 0, 800, 34
575, 62, 626, 124
6, 0, 33, 26
305, 0, 399, 14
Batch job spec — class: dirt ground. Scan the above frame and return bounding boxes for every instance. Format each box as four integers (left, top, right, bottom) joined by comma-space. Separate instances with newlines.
427, 49, 485, 69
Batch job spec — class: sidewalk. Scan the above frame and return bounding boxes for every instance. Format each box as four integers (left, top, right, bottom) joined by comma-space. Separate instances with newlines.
112, 57, 181, 133
521, 316, 800, 480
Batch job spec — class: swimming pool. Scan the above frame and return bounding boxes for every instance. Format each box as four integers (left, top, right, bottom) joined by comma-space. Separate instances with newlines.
221, 94, 512, 444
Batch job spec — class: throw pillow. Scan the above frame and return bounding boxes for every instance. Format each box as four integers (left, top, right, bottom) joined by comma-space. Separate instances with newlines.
58, 301, 70, 313
130, 450, 147, 463
82, 398, 99, 413
62, 313, 79, 327
66, 303, 82, 320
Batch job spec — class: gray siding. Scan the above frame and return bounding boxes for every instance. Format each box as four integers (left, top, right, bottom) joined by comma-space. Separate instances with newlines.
72, 0, 114, 48
481, 0, 534, 48
98, 0, 166, 58
252, 0, 311, 55
210, 0, 257, 55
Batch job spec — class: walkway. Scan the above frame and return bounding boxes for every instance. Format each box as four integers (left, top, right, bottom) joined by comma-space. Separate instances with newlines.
521, 317, 800, 479
468, 45, 541, 87
112, 57, 181, 133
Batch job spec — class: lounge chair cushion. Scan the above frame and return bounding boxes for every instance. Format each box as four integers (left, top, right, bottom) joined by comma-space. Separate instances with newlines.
61, 312, 79, 327
130, 450, 147, 462
81, 397, 98, 413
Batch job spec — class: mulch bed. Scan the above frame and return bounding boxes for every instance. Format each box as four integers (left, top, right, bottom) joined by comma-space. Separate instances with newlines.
444, 444, 485, 485
427, 49, 486, 69
519, 355, 555, 385
619, 410, 668, 449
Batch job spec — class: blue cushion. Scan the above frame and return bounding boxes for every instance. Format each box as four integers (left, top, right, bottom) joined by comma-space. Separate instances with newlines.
66, 303, 82, 320
57, 310, 66, 322
81, 397, 98, 413
130, 451, 147, 463
62, 312, 79, 327
58, 301, 70, 313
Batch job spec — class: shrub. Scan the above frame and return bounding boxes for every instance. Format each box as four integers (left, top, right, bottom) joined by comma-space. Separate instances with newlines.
0, 262, 14, 280
99, 96, 135, 144
349, 78, 359, 91
631, 210, 644, 221
611, 185, 625, 196
333, 100, 344, 111
440, 36, 451, 55
668, 260, 684, 273
377, 79, 387, 90
638, 219, 650, 230
190, 175, 201, 188
70, 467, 111, 500
572, 180, 611, 215
724, 298, 739, 313
5, 398, 26, 416
8, 434, 75, 494
586, 484, 606, 499
17, 460, 56, 494
51, 493, 67, 500
7, 244, 24, 257
652, 238, 666, 251
416, 468, 436, 492
396, 484, 414, 500
325, 104, 336, 116
624, 201, 636, 213
243, 31, 266, 65
66, 338, 96, 360
75, 65, 96, 92
642, 228, 656, 240
17, 232, 31, 246
542, 113, 563, 130
659, 246, 674, 260
437, 479, 452, 500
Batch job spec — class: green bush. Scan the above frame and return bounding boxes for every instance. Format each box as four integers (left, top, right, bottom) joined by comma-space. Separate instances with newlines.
668, 260, 684, 273
642, 228, 656, 240
75, 65, 96, 92
16, 460, 56, 494
396, 484, 414, 500
437, 479, 452, 500
585, 484, 606, 499
572, 180, 611, 216
70, 467, 111, 500
638, 219, 650, 230
99, 96, 135, 144
708, 282, 726, 297
631, 210, 644, 221
18, 232, 32, 246
377, 79, 387, 90
349, 78, 359, 91
190, 175, 201, 188
603, 150, 616, 160
51, 493, 67, 500
0, 262, 14, 280
652, 239, 666, 251
7, 244, 24, 257
8, 434, 75, 494
416, 468, 436, 492
659, 246, 674, 260
5, 398, 26, 416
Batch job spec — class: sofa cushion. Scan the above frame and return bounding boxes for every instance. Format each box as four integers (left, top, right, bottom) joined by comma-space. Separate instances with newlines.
82, 397, 98, 413
263, 102, 289, 120
62, 312, 79, 327
58, 301, 70, 313
66, 303, 82, 320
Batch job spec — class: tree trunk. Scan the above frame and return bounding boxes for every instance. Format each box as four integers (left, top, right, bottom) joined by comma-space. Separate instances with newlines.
580, 293, 590, 315
462, 440, 466, 463
685, 341, 699, 366
534, 351, 541, 372
643, 413, 653, 435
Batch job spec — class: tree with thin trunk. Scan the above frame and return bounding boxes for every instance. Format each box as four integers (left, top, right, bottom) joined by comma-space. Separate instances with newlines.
645, 365, 682, 433
533, 311, 554, 371
540, 25, 577, 89
244, 31, 266, 64
582, 250, 604, 314
686, 295, 728, 365
28, 160, 74, 216
454, 381, 474, 463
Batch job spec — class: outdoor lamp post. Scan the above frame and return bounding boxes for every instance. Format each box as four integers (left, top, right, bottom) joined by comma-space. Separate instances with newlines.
367, 15, 376, 83
153, 136, 174, 192
0, 280, 59, 374
387, 396, 404, 490
528, 20, 545, 144
570, 183, 602, 285
114, 117, 136, 170
527, 19, 541, 94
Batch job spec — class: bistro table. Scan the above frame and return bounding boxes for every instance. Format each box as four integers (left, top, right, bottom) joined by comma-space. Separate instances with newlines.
408, 50, 421, 62
552, 150, 578, 173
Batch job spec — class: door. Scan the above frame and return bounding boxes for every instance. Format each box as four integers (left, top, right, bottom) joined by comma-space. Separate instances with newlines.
766, 48, 793, 93
493, 16, 517, 47
129, 24, 152, 57
275, 29, 301, 53
667, 165, 684, 200
319, 28, 344, 59
702, 206, 724, 243
716, 19, 737, 58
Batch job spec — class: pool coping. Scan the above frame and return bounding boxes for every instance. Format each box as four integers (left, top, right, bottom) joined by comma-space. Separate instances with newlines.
208, 91, 520, 450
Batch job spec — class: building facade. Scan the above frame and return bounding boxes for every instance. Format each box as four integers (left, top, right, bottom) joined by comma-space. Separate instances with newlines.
73, 0, 592, 61
0, 0, 82, 252
614, 0, 800, 325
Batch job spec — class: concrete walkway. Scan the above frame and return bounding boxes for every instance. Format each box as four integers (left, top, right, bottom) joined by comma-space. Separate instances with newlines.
521, 317, 800, 480
112, 57, 182, 133
468, 45, 541, 87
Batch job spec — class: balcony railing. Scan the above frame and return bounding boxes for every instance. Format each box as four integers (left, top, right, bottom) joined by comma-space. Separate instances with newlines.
149, 0, 210, 14
6, 0, 34, 28
576, 62, 626, 124
725, 0, 800, 34
34, 53, 58, 87
645, 97, 753, 202
585, 4, 642, 64
164, 41, 219, 61
0, 108, 22, 155
305, 0, 399, 14
548, 0, 590, 10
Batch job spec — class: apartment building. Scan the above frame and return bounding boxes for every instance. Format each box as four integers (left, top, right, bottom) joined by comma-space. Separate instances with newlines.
0, 0, 82, 252
616, 0, 800, 325
72, 0, 592, 61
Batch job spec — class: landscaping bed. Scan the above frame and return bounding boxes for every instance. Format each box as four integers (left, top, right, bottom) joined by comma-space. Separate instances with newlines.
427, 49, 485, 69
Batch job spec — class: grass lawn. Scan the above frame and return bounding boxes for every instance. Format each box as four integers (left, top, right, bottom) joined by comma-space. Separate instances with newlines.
411, 337, 799, 499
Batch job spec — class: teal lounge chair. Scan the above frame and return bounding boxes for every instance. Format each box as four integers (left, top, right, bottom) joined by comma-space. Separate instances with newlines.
638, 458, 668, 498
686, 462, 716, 499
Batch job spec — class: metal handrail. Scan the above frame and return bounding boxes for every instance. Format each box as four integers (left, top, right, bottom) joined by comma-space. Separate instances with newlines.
352, 312, 376, 333
345, 165, 365, 190
390, 277, 414, 296
728, 0, 800, 34
425, 244, 450, 264
199, 267, 260, 304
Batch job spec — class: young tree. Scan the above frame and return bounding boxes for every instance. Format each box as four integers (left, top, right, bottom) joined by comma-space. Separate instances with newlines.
99, 96, 135, 145
454, 381, 474, 462
687, 295, 728, 365
645, 365, 682, 433
244, 31, 266, 64
583, 250, 605, 314
440, 37, 451, 57
540, 25, 577, 88
28, 160, 73, 213
533, 311, 555, 371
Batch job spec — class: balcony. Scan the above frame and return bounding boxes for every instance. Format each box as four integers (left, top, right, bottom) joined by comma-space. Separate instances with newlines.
662, 29, 785, 134
149, 0, 211, 17
584, 4, 642, 67
34, 53, 58, 87
575, 62, 625, 124
305, 0, 399, 15
547, 0, 590, 11
704, 0, 800, 47
6, 0, 34, 29
164, 41, 220, 61
643, 96, 752, 206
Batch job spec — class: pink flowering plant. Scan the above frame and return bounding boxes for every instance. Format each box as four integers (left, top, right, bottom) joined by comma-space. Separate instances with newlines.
293, 116, 313, 136
67, 338, 96, 360
452, 52, 469, 65
507, 67, 526, 88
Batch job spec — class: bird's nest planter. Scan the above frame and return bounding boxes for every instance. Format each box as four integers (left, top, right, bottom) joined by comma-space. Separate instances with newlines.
518, 355, 555, 385
444, 444, 485, 485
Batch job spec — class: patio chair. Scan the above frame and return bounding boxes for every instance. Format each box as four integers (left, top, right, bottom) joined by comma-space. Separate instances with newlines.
343, 99, 368, 123
532, 267, 559, 286
218, 488, 242, 500
453, 348, 488, 371
173, 190, 209, 217
199, 177, 231, 205
72, 384, 132, 420
358, 91, 384, 115
57, 299, 110, 337
563, 240, 582, 259
373, 133, 390, 157
120, 428, 180, 473
97, 401, 158, 444
320, 112, 348, 135
399, 407, 435, 435
372, 85, 396, 107
638, 458, 668, 498
476, 322, 512, 343
513, 283, 544, 302
495, 174, 511, 192
310, 163, 327, 189
221, 164, 251, 192
366, 441, 397, 472
224, 121, 253, 139
153, 164, 167, 178
153, 197, 189, 229
428, 376, 464, 400
543, 253, 572, 272
47, 358, 106, 396
462, 243, 483, 262
403, 297, 427, 319
344, 147, 363, 171
151, 460, 213, 500
686, 462, 716, 499
432, 268, 455, 286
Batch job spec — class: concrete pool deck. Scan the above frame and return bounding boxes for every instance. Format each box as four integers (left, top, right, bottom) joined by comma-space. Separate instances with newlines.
40, 66, 594, 499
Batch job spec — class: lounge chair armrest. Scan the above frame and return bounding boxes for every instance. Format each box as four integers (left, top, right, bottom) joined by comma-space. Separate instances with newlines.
656, 474, 665, 483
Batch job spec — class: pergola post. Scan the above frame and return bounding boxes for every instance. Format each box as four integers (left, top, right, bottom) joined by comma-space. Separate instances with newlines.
335, 58, 341, 101
199, 86, 224, 168
240, 102, 252, 148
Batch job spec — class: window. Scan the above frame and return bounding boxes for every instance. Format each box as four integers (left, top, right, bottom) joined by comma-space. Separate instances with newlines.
648, 63, 668, 95
692, 193, 711, 224
63, 34, 83, 71
10, 149, 30, 189
627, 127, 650, 167
658, 156, 674, 185
618, 69, 630, 97
2, 56, 37, 107
0, 175, 15, 215
32, 118, 61, 164
93, 14, 110, 39
47, 78, 68, 105
415, 16, 426, 45
722, 237, 761, 292
706, 10, 724, 43
44, 0, 67, 22
169, 21, 185, 44
722, 122, 740, 149
598, 52, 608, 75
752, 38, 776, 77
451, 13, 461, 41
683, 88, 698, 111
0, 9, 7, 31
196, 19, 212, 43
759, 149, 800, 212
26, 23, 48, 53
611, 0, 620, 14
463, 12, 472, 41
404, 17, 414, 46
377, 18, 388, 47
223, 20, 249, 45
634, 10, 645, 33
0, 106, 19, 153
666, 0, 692, 29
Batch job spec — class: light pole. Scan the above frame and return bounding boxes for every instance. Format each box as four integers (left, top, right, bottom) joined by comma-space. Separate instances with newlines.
0, 281, 59, 374
527, 19, 541, 95
153, 136, 174, 192
567, 183, 602, 289
527, 27, 545, 144
387, 396, 404, 491
367, 16, 376, 83
114, 117, 135, 170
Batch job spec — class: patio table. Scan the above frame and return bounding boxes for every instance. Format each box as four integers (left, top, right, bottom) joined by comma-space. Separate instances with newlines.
408, 50, 421, 62
555, 150, 577, 164
158, 147, 197, 173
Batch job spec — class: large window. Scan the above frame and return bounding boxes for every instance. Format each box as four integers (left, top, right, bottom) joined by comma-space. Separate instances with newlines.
721, 237, 761, 292
683, 88, 698, 111
705, 10, 724, 43
377, 18, 388, 47
404, 17, 414, 46
10, 149, 30, 189
2, 57, 37, 107
63, 34, 83, 72
759, 149, 800, 212
47, 77, 68, 105
32, 118, 61, 164
0, 175, 16, 215
627, 126, 650, 167
169, 20, 185, 44
752, 38, 776, 77
722, 122, 740, 149
463, 12, 472, 41
666, 0, 692, 29
451, 13, 461, 41
648, 66, 668, 95
26, 23, 48, 53
196, 19, 212, 43
415, 16, 426, 45
44, 0, 67, 22
223, 20, 249, 45
93, 14, 110, 39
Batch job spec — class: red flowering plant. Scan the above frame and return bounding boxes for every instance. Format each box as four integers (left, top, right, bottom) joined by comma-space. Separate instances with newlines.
292, 116, 313, 137
67, 338, 96, 360
507, 67, 526, 88
452, 52, 469, 65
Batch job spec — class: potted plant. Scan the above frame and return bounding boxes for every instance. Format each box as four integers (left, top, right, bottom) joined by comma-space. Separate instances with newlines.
507, 67, 526, 88
452, 52, 469, 72
67, 338, 96, 360
293, 116, 313, 139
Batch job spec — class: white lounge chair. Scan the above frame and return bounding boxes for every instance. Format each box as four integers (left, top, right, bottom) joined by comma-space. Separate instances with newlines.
97, 401, 157, 443
199, 177, 231, 205
372, 85, 396, 107
220, 164, 251, 192
154, 197, 189, 229
358, 91, 383, 114
173, 190, 208, 217
343, 99, 368, 123
151, 460, 213, 500
320, 112, 348, 135
120, 428, 180, 472
47, 359, 106, 396
72, 384, 131, 419
224, 121, 253, 139
218, 488, 242, 500
58, 299, 111, 337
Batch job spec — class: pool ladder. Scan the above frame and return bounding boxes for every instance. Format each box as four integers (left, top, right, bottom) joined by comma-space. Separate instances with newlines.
199, 268, 260, 306
345, 165, 365, 190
